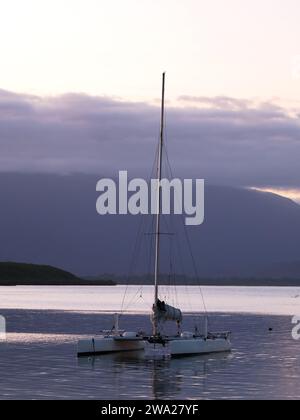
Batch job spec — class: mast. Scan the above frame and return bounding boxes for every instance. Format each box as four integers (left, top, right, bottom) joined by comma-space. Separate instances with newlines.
153, 72, 166, 336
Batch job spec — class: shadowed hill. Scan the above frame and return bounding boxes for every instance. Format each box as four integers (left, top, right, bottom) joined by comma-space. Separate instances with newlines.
0, 173, 300, 279
258, 261, 300, 280
0, 262, 115, 285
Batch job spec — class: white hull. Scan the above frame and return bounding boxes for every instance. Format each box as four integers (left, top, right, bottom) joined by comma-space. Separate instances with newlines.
78, 335, 231, 357
169, 337, 231, 356
77, 336, 144, 356
144, 337, 231, 358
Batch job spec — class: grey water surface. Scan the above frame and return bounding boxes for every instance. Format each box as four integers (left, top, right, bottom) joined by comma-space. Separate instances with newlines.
0, 309, 299, 400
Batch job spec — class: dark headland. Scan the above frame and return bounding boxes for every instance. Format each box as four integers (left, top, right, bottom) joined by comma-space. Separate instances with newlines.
0, 262, 115, 286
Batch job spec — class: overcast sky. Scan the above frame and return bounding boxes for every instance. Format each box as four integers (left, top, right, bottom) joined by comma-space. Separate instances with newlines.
1, 89, 300, 197
0, 0, 300, 200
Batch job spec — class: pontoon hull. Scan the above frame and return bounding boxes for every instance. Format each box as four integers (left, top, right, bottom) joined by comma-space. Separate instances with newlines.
77, 337, 144, 357
78, 336, 231, 357
169, 337, 232, 356
144, 337, 231, 358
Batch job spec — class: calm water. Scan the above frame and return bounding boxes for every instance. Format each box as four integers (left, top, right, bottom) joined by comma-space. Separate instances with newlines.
0, 286, 300, 400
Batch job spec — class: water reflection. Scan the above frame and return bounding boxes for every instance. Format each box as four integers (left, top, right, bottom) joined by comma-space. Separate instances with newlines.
77, 351, 232, 399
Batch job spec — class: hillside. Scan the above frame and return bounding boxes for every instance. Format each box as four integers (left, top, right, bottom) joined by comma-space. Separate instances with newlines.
0, 262, 115, 286
258, 261, 300, 280
1, 173, 300, 279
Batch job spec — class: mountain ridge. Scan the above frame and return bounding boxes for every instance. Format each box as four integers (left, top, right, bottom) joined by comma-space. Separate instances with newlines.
1, 173, 300, 279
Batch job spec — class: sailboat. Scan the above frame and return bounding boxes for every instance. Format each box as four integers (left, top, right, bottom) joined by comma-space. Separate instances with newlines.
77, 73, 232, 358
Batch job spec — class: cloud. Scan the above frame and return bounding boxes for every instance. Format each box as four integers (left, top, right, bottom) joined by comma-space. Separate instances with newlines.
0, 89, 300, 188
178, 95, 253, 110
251, 187, 300, 204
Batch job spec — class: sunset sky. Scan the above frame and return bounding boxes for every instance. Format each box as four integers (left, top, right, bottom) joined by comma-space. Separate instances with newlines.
0, 0, 300, 201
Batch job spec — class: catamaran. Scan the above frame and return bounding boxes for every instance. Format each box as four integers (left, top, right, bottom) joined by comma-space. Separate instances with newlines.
77, 73, 232, 358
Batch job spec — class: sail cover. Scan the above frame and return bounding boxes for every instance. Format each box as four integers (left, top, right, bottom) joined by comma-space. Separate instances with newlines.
152, 299, 183, 323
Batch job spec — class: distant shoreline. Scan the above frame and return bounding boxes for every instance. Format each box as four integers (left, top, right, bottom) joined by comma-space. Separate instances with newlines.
166, 279, 300, 287
1, 262, 299, 287
3, 280, 298, 287
114, 279, 300, 287
0, 280, 116, 286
